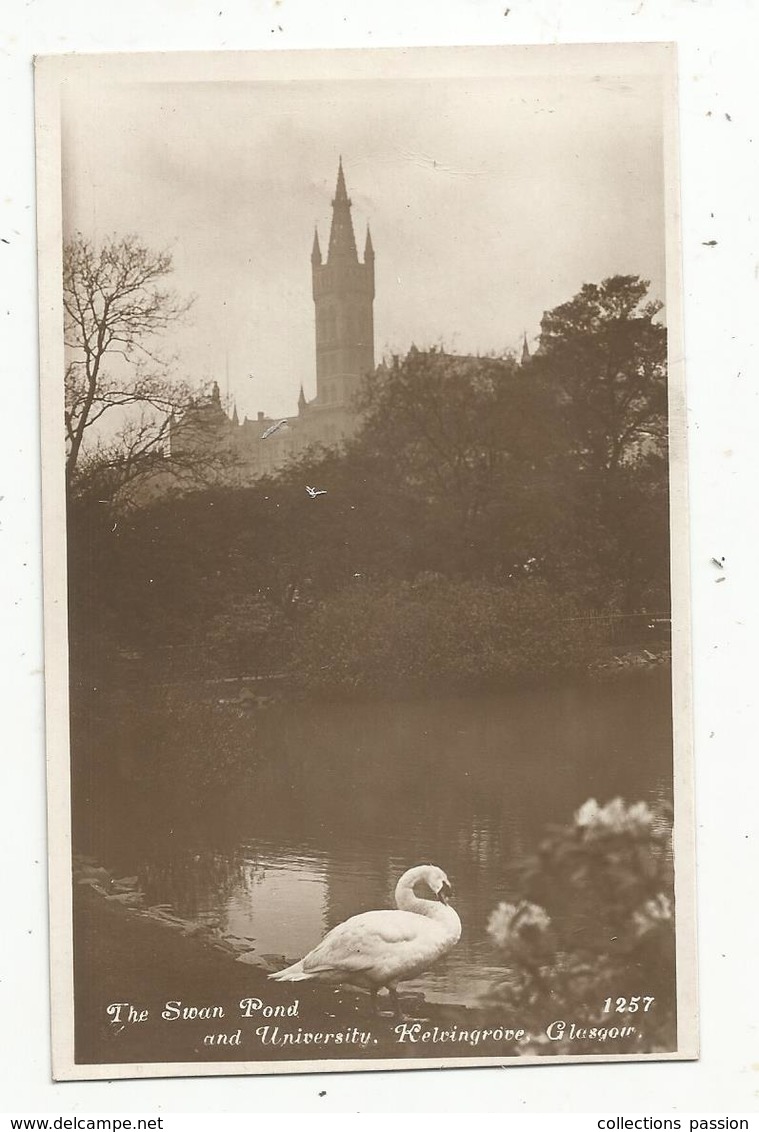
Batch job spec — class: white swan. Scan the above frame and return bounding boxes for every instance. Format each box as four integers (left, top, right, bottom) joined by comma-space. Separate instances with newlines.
269, 864, 461, 1013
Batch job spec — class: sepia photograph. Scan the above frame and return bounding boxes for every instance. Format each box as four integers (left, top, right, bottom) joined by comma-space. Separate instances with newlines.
35, 43, 696, 1080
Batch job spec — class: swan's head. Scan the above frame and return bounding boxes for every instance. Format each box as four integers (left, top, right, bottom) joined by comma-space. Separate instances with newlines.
399, 864, 454, 905
434, 873, 453, 905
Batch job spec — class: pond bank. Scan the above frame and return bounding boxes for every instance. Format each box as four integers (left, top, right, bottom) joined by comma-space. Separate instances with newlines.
74, 883, 523, 1068
590, 647, 671, 678
110, 647, 671, 709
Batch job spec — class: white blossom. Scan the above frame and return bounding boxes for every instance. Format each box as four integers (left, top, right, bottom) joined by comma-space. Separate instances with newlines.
574, 797, 656, 836
632, 893, 673, 937
488, 901, 551, 949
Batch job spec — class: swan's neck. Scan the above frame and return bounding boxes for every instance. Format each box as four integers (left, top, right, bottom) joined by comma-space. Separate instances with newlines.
394, 868, 461, 936
396, 887, 439, 917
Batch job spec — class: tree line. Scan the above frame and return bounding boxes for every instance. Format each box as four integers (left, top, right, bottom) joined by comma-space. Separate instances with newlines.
64, 233, 670, 690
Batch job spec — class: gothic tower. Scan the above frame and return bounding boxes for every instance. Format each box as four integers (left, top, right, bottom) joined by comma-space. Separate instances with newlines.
311, 158, 375, 408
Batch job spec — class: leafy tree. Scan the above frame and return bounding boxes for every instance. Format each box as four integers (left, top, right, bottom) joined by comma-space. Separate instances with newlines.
355, 347, 564, 577
526, 276, 669, 610
534, 275, 668, 478
360, 347, 558, 508
63, 233, 194, 494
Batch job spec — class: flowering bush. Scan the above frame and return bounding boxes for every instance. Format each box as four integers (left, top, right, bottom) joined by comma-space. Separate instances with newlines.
574, 797, 656, 834
487, 901, 552, 950
486, 797, 676, 1053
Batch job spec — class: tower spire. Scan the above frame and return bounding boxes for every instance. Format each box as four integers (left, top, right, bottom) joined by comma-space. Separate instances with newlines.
311, 159, 375, 413
521, 332, 531, 364
328, 157, 358, 262
335, 155, 349, 202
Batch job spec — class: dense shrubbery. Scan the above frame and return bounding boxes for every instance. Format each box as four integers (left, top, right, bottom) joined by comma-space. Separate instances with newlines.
288, 575, 605, 696
67, 275, 670, 694
486, 797, 676, 1054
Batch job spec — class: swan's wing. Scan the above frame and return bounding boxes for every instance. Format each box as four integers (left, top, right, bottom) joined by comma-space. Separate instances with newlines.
300, 910, 428, 977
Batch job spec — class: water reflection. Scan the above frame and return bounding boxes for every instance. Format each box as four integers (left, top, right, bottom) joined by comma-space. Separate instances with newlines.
225, 856, 327, 960
86, 670, 673, 1006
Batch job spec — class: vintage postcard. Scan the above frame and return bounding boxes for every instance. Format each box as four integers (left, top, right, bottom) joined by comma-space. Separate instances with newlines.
35, 44, 696, 1080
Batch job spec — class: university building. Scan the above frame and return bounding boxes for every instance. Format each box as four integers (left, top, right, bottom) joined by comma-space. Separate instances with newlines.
170, 159, 375, 481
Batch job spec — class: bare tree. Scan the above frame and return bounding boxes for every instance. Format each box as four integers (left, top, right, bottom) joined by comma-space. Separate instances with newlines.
63, 233, 194, 489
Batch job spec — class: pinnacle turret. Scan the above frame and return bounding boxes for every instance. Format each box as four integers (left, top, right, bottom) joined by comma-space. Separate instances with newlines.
311, 227, 322, 266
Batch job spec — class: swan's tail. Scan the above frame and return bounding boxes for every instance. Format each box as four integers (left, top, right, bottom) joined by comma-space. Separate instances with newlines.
268, 959, 314, 982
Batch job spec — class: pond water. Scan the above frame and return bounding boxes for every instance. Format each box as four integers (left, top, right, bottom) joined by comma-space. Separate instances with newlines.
82, 669, 673, 1007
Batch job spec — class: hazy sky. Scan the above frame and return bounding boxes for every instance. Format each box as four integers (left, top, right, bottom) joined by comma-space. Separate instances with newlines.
61, 54, 668, 420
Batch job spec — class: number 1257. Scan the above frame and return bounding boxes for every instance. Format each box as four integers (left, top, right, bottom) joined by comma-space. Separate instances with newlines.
603, 996, 655, 1013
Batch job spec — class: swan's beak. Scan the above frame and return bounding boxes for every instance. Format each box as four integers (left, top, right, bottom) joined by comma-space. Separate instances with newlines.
438, 881, 452, 905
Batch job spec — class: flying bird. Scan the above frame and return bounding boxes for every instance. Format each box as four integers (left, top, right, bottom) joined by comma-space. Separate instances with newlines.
269, 864, 461, 1014
261, 419, 288, 440
306, 486, 327, 498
